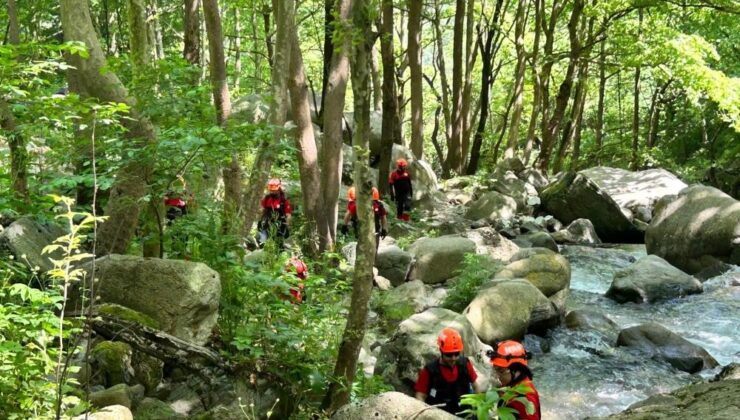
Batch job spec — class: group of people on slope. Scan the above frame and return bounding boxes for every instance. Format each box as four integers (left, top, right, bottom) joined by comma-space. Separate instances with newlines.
415, 328, 541, 419
255, 158, 414, 248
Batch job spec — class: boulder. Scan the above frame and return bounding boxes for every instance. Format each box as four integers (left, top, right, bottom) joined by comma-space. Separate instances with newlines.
333, 391, 458, 420
89, 384, 145, 409
519, 168, 549, 192
460, 227, 520, 263
493, 157, 526, 177
444, 176, 475, 190
0, 217, 67, 273
464, 278, 560, 344
488, 171, 539, 215
409, 159, 442, 211
90, 341, 134, 387
605, 255, 703, 303
551, 218, 601, 245
645, 185, 740, 274
374, 307, 493, 395
134, 398, 180, 420
511, 231, 558, 252
408, 236, 477, 284
83, 255, 221, 345
579, 167, 687, 220
74, 405, 134, 420
373, 280, 435, 324
540, 172, 642, 242
229, 94, 269, 124
375, 245, 412, 287
714, 363, 740, 381
565, 310, 619, 339
616, 322, 719, 373
344, 110, 383, 154
464, 191, 518, 223
494, 248, 571, 299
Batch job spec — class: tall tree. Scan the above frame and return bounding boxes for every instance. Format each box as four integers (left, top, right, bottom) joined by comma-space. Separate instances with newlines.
128, 0, 150, 68
460, 0, 478, 166
379, 0, 400, 196
61, 0, 158, 254
446, 0, 466, 175
322, 0, 376, 411
505, 0, 529, 159
630, 9, 643, 170
7, 0, 21, 44
183, 0, 201, 64
594, 35, 607, 164
523, 0, 544, 165
320, 0, 354, 251
407, 0, 423, 159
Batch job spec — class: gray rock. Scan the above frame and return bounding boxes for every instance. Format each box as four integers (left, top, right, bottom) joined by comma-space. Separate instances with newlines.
460, 227, 520, 263
495, 248, 571, 298
333, 391, 459, 420
512, 231, 558, 252
90, 341, 134, 387
464, 278, 560, 344
465, 191, 518, 223
488, 171, 539, 215
606, 255, 703, 303
444, 176, 475, 190
82, 255, 220, 345
90, 384, 137, 409
565, 310, 619, 339
714, 363, 740, 381
616, 322, 718, 373
519, 168, 549, 192
0, 217, 67, 274
646, 185, 740, 274
551, 218, 602, 245
375, 245, 412, 287
74, 405, 134, 420
134, 398, 181, 420
408, 236, 477, 284
373, 280, 432, 323
493, 157, 526, 177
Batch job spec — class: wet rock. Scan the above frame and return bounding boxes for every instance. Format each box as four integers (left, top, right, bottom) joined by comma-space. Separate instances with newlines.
565, 309, 619, 339
606, 255, 703, 303
616, 322, 718, 373
713, 363, 740, 381
0, 216, 67, 273
74, 405, 133, 420
333, 391, 459, 420
408, 236, 477, 284
464, 278, 560, 344
551, 218, 602, 245
464, 191, 518, 223
512, 231, 558, 252
495, 248, 571, 298
646, 185, 740, 274
460, 227, 520, 263
375, 245, 412, 287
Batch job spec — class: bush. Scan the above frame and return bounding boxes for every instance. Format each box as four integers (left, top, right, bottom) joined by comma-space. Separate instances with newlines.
442, 254, 502, 312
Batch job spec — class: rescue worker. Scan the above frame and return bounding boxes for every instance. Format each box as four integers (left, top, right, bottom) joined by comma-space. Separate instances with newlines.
490, 340, 541, 420
340, 187, 388, 249
414, 328, 483, 416
389, 158, 413, 221
164, 190, 188, 224
258, 178, 292, 247
284, 256, 308, 304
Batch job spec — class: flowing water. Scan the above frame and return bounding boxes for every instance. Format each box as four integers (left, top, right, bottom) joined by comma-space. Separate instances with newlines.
534, 245, 740, 419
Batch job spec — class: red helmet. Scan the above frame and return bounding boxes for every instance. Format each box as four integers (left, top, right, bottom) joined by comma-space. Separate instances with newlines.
267, 178, 281, 192
437, 328, 464, 353
490, 340, 528, 367
396, 158, 408, 168
286, 257, 308, 279
348, 187, 356, 200
372, 187, 380, 201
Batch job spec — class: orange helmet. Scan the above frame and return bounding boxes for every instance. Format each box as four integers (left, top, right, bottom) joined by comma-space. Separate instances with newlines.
437, 328, 464, 353
396, 158, 408, 168
490, 340, 528, 368
348, 186, 356, 200
267, 178, 281, 192
286, 257, 308, 279
371, 187, 380, 200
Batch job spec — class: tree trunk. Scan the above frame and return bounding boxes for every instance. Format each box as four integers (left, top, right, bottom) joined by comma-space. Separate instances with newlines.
460, 0, 478, 167
433, 0, 452, 156
370, 44, 382, 111
241, 0, 292, 236
446, 0, 466, 175
287, 23, 322, 257
647, 80, 671, 150
322, 0, 375, 412
0, 101, 29, 206
630, 10, 643, 171
7, 0, 21, 44
466, 25, 494, 175
537, 0, 566, 168
554, 58, 589, 172
233, 6, 241, 87
379, 0, 399, 195
62, 0, 157, 255
128, 0, 150, 68
149, 1, 165, 60
320, 0, 354, 251
263, 5, 274, 68
594, 36, 606, 165
183, 0, 201, 64
523, 0, 543, 165
407, 0, 423, 159
319, 0, 336, 122
505, 0, 528, 159
537, 0, 583, 172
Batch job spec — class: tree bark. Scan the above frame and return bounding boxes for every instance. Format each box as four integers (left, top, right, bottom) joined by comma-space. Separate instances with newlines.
554, 58, 589, 172
630, 11, 643, 171
460, 0, 478, 167
505, 0, 529, 159
446, 0, 466, 175
7, 0, 21, 44
62, 0, 157, 255
0, 101, 29, 206
262, 5, 274, 68
183, 0, 201, 64
323, 0, 375, 412
128, 0, 150, 68
647, 80, 671, 150
378, 0, 400, 195
523, 0, 544, 165
466, 25, 494, 175
433, 0, 452, 156
370, 43, 382, 111
241, 0, 292, 236
320, 0, 336, 122
233, 6, 241, 87
320, 0, 354, 251
149, 1, 164, 60
537, 0, 566, 167
594, 36, 607, 165
407, 0, 423, 159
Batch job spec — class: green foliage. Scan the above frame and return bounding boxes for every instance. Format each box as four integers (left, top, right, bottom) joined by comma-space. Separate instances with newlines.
443, 254, 502, 313
350, 371, 393, 403
460, 383, 536, 420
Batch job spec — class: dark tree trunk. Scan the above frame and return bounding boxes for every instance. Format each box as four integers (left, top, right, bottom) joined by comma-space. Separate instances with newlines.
446, 0, 466, 175
378, 0, 400, 195
319, 0, 336, 122
594, 37, 607, 165
630, 9, 643, 171
523, 0, 543, 165
647, 80, 672, 150
184, 0, 201, 64
466, 24, 495, 175
7, 0, 21, 44
505, 0, 529, 159
407, 0, 423, 158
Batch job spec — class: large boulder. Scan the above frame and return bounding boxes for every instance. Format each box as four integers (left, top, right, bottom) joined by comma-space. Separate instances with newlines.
89, 341, 134, 387
460, 227, 520, 263
0, 217, 66, 273
408, 236, 477, 284
580, 167, 687, 222
519, 168, 549, 192
344, 110, 383, 154
83, 255, 221, 345
494, 248, 571, 299
74, 405, 134, 420
540, 172, 642, 242
465, 191, 518, 223
565, 309, 619, 340
464, 278, 560, 344
374, 307, 493, 395
229, 94, 269, 124
605, 255, 703, 303
373, 280, 442, 324
488, 172, 539, 215
551, 218, 601, 245
645, 185, 740, 274
616, 322, 719, 373
375, 245, 412, 287
512, 231, 558, 252
333, 392, 458, 420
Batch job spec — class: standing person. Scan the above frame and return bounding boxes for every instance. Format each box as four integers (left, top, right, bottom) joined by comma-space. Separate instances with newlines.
490, 340, 541, 420
389, 158, 413, 221
340, 187, 388, 249
414, 328, 484, 416
341, 186, 359, 237
258, 178, 292, 247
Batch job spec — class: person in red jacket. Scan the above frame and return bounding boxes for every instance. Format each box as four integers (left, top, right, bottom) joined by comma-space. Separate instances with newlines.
414, 328, 483, 416
490, 340, 541, 420
258, 178, 292, 247
284, 257, 308, 304
341, 187, 388, 242
389, 158, 413, 221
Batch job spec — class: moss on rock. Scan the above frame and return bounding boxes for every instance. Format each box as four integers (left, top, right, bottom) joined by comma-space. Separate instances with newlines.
98, 303, 160, 329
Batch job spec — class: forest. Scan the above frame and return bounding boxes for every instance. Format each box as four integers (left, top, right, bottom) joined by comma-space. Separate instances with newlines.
1, 0, 738, 419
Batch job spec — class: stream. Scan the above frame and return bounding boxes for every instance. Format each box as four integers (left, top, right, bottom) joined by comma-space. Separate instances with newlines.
534, 244, 740, 419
